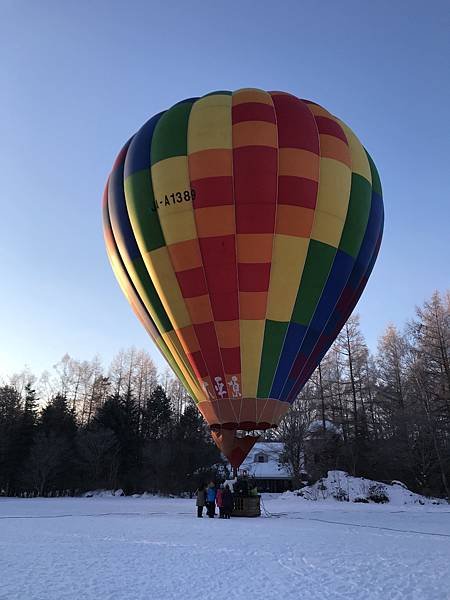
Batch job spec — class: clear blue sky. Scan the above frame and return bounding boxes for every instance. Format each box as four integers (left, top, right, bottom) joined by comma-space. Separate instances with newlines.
1, 0, 449, 378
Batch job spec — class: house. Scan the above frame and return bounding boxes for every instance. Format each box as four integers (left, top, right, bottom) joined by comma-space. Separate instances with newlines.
235, 442, 294, 493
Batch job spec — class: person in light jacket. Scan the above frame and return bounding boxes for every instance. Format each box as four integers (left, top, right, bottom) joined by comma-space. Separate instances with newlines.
195, 483, 206, 518
206, 482, 216, 518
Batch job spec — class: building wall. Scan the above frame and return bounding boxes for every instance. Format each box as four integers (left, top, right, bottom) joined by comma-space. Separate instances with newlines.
254, 478, 292, 493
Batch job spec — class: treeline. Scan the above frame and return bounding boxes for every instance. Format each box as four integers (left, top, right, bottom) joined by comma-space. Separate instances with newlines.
0, 350, 224, 496
1, 290, 449, 498
278, 290, 450, 499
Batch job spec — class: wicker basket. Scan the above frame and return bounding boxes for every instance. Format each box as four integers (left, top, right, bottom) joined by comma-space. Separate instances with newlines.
232, 495, 261, 517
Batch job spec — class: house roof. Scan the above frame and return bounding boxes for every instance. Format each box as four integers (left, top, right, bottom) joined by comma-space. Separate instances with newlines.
237, 442, 292, 479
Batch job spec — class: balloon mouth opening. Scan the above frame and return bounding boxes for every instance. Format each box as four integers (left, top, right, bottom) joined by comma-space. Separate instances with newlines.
197, 398, 291, 433
210, 422, 276, 432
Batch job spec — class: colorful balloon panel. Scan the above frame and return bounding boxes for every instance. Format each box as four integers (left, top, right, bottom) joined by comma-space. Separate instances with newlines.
103, 88, 383, 439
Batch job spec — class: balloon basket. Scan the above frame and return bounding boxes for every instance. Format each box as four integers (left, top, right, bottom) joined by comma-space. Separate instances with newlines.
232, 495, 261, 518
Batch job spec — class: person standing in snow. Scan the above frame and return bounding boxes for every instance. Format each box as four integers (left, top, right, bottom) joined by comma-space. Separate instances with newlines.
221, 484, 233, 519
216, 484, 224, 518
196, 483, 207, 518
206, 482, 216, 518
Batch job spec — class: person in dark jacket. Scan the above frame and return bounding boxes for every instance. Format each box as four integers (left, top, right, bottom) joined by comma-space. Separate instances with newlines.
216, 485, 224, 518
195, 483, 206, 518
221, 484, 233, 519
206, 482, 216, 518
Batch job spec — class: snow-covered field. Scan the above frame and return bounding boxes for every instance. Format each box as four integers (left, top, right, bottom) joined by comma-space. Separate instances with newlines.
1, 494, 450, 600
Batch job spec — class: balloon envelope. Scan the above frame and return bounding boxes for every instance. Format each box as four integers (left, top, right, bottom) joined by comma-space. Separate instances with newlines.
103, 89, 383, 467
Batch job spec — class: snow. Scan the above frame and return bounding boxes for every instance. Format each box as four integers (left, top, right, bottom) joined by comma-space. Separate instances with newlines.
1, 494, 450, 599
239, 441, 292, 479
288, 470, 445, 505
307, 419, 342, 434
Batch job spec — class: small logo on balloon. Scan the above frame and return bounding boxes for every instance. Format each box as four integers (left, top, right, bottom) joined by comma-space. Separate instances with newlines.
228, 375, 241, 398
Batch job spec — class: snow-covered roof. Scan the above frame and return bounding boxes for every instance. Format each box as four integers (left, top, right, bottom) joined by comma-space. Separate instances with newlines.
307, 419, 342, 434
237, 442, 292, 479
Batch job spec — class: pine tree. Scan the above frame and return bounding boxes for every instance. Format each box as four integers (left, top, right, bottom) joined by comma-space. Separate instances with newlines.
95, 392, 141, 492
40, 394, 77, 438
23, 394, 78, 495
16, 383, 39, 490
0, 386, 22, 494
141, 385, 173, 441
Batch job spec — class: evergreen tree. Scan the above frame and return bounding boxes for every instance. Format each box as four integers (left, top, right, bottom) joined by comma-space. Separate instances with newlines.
76, 427, 120, 490
174, 404, 223, 488
95, 393, 141, 492
16, 383, 39, 489
40, 394, 77, 439
22, 394, 78, 495
0, 385, 23, 494
141, 385, 173, 441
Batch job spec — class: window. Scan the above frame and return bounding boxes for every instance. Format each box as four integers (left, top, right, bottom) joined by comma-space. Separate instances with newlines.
255, 453, 267, 463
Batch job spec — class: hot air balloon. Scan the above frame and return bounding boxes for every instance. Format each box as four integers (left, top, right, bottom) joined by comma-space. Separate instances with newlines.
102, 89, 383, 473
